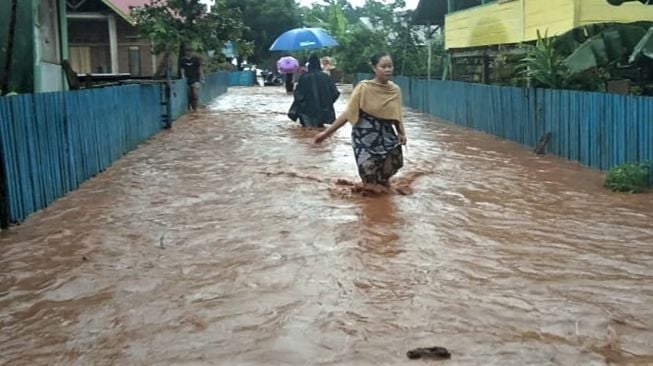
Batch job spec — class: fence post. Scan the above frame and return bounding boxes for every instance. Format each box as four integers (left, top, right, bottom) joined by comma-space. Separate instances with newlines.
164, 71, 172, 129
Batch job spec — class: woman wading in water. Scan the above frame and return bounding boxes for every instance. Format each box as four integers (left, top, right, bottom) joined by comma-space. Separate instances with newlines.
314, 53, 406, 189
288, 54, 340, 128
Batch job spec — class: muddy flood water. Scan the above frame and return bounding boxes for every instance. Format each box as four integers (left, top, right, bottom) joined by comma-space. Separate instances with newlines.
1, 85, 653, 366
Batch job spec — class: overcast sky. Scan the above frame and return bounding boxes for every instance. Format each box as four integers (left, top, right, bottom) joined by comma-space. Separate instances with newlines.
199, 0, 420, 10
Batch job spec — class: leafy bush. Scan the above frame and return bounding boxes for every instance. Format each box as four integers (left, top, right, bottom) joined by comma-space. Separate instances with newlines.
604, 162, 652, 193
518, 30, 609, 91
519, 30, 571, 89
208, 61, 236, 72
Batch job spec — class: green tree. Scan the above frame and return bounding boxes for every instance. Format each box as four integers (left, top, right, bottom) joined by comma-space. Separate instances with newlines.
300, 0, 359, 29
359, 0, 405, 27
298, 0, 387, 75
332, 0, 443, 78
132, 0, 248, 76
287, 0, 447, 79
225, 0, 302, 65
337, 26, 387, 74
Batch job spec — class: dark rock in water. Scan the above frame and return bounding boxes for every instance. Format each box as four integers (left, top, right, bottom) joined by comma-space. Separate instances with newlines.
406, 346, 451, 360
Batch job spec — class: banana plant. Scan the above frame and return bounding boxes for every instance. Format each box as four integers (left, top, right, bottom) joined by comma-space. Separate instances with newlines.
302, 1, 348, 40
629, 26, 653, 62
563, 24, 651, 73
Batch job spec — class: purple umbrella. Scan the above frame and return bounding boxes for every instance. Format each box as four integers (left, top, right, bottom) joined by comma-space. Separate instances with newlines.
277, 56, 299, 74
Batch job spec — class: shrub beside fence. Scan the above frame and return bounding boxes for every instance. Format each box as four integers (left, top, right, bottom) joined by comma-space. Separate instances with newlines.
354, 74, 653, 173
0, 72, 230, 225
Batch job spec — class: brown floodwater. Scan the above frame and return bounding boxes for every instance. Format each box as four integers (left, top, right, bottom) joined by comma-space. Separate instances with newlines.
1, 85, 653, 366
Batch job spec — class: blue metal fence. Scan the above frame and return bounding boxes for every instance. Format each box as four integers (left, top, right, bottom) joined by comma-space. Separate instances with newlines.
228, 71, 254, 86
0, 72, 230, 225
169, 72, 230, 120
0, 85, 161, 222
169, 79, 189, 121
199, 72, 229, 105
355, 74, 653, 173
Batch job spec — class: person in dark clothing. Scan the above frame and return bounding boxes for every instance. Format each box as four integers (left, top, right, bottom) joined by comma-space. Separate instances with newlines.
180, 46, 203, 111
288, 54, 340, 128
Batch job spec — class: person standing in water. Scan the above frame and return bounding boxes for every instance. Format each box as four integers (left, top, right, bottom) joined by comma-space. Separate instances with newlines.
288, 54, 340, 128
314, 52, 406, 187
321, 56, 335, 76
180, 46, 203, 112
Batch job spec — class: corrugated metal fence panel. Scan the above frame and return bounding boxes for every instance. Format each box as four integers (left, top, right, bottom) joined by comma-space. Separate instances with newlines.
351, 74, 653, 172
394, 77, 410, 106
353, 73, 368, 86
229, 71, 254, 86
170, 79, 188, 121
168, 72, 228, 123
0, 84, 162, 222
638, 95, 653, 186
638, 95, 653, 165
199, 72, 229, 106
0, 76, 230, 223
141, 84, 164, 140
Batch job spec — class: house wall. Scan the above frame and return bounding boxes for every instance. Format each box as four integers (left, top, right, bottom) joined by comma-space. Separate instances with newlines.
0, 0, 67, 94
0, 1, 10, 88
445, 0, 523, 49
523, 0, 575, 41
1, 0, 35, 94
116, 17, 154, 76
68, 15, 154, 76
444, 0, 653, 50
578, 0, 653, 25
36, 0, 67, 92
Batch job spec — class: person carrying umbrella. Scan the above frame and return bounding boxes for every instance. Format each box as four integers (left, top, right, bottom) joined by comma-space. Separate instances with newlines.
285, 72, 294, 93
270, 27, 339, 93
277, 55, 299, 93
288, 54, 340, 128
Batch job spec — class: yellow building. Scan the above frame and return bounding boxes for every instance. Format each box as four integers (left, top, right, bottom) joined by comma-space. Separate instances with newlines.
415, 0, 653, 50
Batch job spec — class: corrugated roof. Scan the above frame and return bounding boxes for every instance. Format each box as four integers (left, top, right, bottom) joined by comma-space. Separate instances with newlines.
101, 0, 151, 25
413, 0, 447, 26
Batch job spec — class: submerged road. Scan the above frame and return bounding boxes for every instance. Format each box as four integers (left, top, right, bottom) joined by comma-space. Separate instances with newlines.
1, 85, 653, 365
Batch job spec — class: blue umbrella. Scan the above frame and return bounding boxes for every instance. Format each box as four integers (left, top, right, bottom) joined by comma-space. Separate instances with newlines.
269, 27, 339, 51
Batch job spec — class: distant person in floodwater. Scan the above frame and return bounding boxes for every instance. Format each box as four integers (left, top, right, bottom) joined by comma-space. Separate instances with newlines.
288, 54, 340, 128
314, 52, 406, 187
321, 56, 335, 76
284, 72, 294, 93
180, 46, 203, 112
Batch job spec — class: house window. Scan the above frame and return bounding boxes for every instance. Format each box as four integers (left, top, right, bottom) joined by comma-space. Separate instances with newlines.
129, 47, 141, 76
70, 46, 92, 74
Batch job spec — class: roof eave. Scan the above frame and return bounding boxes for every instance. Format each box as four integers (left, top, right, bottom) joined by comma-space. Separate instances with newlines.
412, 0, 447, 26
101, 0, 136, 25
